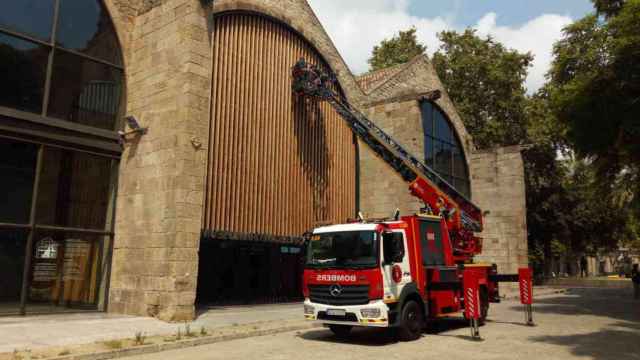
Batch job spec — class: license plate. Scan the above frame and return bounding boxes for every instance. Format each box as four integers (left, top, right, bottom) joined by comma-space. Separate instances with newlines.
327, 309, 346, 316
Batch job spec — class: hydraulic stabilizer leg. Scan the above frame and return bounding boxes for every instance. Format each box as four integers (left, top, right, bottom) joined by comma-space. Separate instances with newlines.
470, 318, 480, 339
463, 270, 482, 340
519, 268, 535, 326
524, 304, 534, 326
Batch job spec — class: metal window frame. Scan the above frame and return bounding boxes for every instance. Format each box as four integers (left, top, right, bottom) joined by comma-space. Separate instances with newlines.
421, 101, 471, 197
0, 0, 124, 315
0, 141, 118, 316
0, 0, 125, 153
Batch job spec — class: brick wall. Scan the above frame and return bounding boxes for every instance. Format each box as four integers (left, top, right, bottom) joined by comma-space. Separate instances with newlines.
102, 0, 529, 321
469, 146, 529, 274
106, 0, 212, 321
359, 101, 424, 217
104, 0, 371, 321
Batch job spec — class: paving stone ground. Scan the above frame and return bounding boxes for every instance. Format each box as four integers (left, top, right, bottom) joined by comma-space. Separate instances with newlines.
0, 303, 301, 353
125, 288, 640, 360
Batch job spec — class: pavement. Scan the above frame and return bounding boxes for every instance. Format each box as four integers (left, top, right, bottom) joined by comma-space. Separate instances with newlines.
0, 287, 565, 354
125, 287, 640, 360
0, 302, 302, 353
545, 276, 633, 288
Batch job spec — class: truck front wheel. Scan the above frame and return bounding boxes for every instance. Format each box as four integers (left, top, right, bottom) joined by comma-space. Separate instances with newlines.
328, 325, 352, 338
397, 300, 423, 341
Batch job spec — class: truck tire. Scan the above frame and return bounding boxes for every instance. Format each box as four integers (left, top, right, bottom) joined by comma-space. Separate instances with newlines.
397, 300, 423, 341
328, 325, 352, 338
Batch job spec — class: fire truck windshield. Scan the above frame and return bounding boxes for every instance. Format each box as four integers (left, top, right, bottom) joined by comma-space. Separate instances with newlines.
306, 231, 378, 269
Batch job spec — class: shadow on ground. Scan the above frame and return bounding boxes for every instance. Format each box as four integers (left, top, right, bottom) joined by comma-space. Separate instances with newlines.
298, 327, 397, 347
298, 317, 474, 346
520, 288, 640, 360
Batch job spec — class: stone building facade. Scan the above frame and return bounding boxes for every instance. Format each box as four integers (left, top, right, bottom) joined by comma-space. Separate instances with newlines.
0, 0, 527, 320
355, 56, 528, 276
105, 0, 526, 320
104, 0, 372, 321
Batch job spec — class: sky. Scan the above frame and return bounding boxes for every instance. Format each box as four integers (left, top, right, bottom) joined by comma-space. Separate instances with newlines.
307, 0, 594, 93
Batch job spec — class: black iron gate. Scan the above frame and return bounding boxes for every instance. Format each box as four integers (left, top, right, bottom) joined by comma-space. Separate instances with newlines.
196, 231, 305, 305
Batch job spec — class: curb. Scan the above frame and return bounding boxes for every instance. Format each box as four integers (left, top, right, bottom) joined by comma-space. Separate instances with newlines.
49, 322, 322, 360
503, 287, 567, 301
544, 279, 633, 289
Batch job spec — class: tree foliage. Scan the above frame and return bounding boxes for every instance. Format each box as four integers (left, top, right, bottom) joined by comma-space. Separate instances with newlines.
592, 0, 626, 17
432, 29, 533, 149
548, 0, 640, 211
368, 28, 426, 72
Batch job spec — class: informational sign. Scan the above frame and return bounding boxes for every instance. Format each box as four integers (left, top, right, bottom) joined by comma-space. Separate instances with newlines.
33, 237, 60, 281
32, 262, 58, 282
62, 239, 90, 281
31, 237, 60, 300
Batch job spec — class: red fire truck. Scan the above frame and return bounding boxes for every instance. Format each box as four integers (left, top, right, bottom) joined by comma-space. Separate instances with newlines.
292, 59, 534, 341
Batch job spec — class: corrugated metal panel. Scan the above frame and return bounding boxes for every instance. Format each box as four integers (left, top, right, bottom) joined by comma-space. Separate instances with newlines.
204, 13, 357, 237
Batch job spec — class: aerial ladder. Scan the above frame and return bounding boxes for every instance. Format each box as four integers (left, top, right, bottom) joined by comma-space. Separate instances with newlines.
292, 59, 483, 264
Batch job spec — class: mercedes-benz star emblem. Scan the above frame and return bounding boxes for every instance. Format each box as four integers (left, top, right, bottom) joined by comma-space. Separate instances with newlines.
329, 284, 343, 297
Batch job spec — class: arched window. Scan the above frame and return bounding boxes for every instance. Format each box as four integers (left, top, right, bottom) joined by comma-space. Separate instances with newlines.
0, 0, 124, 130
421, 101, 470, 197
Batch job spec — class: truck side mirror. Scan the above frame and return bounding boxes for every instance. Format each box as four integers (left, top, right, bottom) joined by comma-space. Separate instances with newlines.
383, 232, 405, 264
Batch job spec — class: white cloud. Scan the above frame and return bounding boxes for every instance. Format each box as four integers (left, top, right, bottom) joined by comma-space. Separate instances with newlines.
474, 12, 572, 92
307, 0, 572, 93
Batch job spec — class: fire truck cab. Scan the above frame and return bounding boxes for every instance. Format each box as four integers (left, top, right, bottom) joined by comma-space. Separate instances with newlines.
303, 214, 495, 341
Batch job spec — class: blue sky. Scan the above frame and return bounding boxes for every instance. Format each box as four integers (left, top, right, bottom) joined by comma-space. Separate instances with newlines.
308, 0, 595, 92
409, 0, 593, 28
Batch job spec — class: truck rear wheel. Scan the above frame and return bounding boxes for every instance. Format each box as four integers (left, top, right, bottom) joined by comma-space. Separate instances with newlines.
397, 300, 423, 341
328, 325, 352, 338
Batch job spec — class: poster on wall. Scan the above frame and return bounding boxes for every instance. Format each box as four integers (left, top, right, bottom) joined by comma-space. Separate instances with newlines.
62, 239, 91, 281
30, 237, 60, 300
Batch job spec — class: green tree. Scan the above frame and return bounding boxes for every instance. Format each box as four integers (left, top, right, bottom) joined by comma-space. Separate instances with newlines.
592, 0, 626, 17
432, 29, 533, 149
521, 91, 571, 275
368, 28, 426, 71
427, 26, 637, 274
548, 0, 640, 211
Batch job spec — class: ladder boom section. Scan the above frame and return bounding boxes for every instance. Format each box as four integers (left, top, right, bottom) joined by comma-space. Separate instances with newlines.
291, 59, 484, 239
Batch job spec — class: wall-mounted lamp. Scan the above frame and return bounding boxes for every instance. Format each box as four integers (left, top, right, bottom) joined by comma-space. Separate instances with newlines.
118, 116, 148, 145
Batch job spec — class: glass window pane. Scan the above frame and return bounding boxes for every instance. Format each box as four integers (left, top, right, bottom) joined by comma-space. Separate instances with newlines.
56, 0, 123, 65
48, 50, 124, 130
421, 101, 434, 137
0, 229, 28, 314
435, 142, 452, 176
425, 137, 434, 167
0, 0, 55, 41
0, 138, 38, 224
453, 147, 467, 178
435, 110, 453, 144
36, 147, 113, 230
464, 180, 470, 198
0, 33, 49, 114
461, 180, 471, 198
29, 230, 103, 309
420, 220, 445, 266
